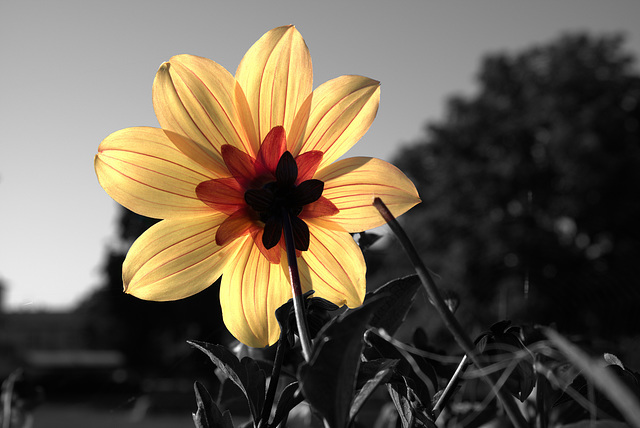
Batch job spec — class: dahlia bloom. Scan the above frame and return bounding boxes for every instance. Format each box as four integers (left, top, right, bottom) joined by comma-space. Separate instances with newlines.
95, 25, 420, 347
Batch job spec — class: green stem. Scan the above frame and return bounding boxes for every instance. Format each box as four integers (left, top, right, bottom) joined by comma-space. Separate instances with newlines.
281, 209, 313, 362
373, 198, 528, 428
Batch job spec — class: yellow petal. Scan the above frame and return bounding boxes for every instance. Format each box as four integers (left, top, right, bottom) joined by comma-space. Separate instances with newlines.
290, 76, 380, 170
299, 220, 366, 307
316, 157, 421, 233
124, 215, 242, 301
153, 54, 259, 158
220, 238, 290, 347
95, 127, 218, 219
235, 25, 313, 143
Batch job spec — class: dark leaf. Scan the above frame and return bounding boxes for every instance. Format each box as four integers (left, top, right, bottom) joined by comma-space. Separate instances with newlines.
355, 231, 382, 251
271, 382, 303, 428
275, 298, 296, 347
388, 380, 437, 428
356, 359, 400, 390
474, 321, 535, 402
189, 341, 266, 424
365, 275, 421, 336
192, 381, 234, 428
555, 362, 640, 423
299, 296, 386, 428
350, 359, 398, 422
388, 382, 414, 428
364, 330, 438, 404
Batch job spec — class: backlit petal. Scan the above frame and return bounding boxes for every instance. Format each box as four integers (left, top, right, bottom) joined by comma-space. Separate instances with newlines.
153, 55, 258, 159
221, 145, 258, 188
299, 220, 366, 307
216, 207, 256, 246
251, 229, 282, 264
196, 178, 245, 215
291, 75, 380, 169
299, 196, 339, 220
235, 25, 312, 143
124, 215, 242, 300
294, 150, 323, 183
95, 127, 216, 219
256, 126, 287, 174
220, 238, 291, 347
316, 157, 421, 232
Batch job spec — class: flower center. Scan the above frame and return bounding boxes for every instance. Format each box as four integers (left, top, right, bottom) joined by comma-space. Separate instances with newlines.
244, 151, 323, 251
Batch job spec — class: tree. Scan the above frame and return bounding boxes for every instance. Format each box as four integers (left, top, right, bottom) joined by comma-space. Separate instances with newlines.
384, 33, 640, 339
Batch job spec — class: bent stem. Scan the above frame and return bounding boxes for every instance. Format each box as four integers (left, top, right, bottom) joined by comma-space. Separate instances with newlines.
373, 198, 527, 428
281, 209, 313, 362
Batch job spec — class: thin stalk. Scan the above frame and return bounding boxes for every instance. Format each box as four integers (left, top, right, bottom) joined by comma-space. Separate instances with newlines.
433, 354, 469, 417
259, 334, 289, 428
373, 198, 528, 428
2, 370, 18, 428
281, 209, 313, 362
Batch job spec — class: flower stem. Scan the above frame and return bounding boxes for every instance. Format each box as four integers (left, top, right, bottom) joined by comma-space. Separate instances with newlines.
281, 209, 313, 362
373, 198, 528, 428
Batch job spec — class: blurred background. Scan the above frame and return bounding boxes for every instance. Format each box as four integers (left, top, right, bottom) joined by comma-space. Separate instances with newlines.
1, 0, 640, 426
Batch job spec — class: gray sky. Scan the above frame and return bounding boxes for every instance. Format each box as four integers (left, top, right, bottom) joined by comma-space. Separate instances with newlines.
1, 0, 639, 310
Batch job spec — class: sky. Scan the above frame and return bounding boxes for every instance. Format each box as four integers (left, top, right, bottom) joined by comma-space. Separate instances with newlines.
1, 0, 639, 311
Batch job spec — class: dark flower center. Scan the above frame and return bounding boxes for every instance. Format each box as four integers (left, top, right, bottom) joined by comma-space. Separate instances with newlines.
244, 151, 323, 251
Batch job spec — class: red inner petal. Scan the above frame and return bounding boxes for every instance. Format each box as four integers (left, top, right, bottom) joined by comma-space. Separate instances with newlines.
299, 196, 340, 219
196, 178, 246, 215
251, 229, 282, 264
257, 126, 287, 175
295, 151, 323, 184
215, 207, 254, 246
221, 145, 259, 189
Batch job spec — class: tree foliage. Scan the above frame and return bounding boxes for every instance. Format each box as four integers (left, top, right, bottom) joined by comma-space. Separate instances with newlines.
387, 33, 640, 338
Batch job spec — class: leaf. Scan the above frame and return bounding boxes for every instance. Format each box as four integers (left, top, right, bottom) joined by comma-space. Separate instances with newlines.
271, 382, 303, 428
604, 353, 625, 369
356, 359, 400, 390
546, 328, 640, 426
275, 296, 296, 347
349, 359, 398, 422
388, 382, 414, 428
192, 381, 234, 428
474, 321, 535, 402
275, 291, 338, 347
364, 330, 438, 404
189, 341, 266, 424
299, 296, 386, 428
365, 274, 421, 336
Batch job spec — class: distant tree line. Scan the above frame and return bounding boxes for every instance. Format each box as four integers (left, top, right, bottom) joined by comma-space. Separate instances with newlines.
372, 32, 640, 342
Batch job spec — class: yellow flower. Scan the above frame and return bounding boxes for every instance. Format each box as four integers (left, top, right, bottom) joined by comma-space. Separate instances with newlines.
94, 25, 420, 347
